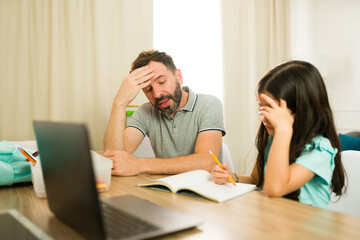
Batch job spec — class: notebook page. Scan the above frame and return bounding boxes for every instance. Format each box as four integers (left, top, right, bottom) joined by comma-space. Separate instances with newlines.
188, 181, 257, 202
156, 170, 211, 192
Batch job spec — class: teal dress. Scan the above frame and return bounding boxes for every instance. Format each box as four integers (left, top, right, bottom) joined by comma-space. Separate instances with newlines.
265, 136, 337, 209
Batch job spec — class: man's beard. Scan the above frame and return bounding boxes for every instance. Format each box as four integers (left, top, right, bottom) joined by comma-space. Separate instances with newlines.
154, 81, 182, 115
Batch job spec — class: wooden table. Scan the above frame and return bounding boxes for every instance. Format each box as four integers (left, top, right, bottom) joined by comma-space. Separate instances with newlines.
1, 174, 360, 240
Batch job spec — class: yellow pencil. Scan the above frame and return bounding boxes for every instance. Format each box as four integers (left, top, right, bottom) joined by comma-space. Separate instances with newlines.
209, 150, 236, 186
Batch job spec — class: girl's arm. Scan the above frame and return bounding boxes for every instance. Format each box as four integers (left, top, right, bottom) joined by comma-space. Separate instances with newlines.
211, 163, 258, 185
235, 164, 258, 184
259, 94, 314, 197
264, 129, 315, 196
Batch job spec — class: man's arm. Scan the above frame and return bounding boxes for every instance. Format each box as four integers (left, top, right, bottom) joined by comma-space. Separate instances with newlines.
103, 104, 127, 151
104, 130, 222, 176
124, 127, 146, 154
103, 66, 153, 151
140, 130, 222, 174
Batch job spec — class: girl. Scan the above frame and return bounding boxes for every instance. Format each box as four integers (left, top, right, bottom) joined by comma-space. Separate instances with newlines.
212, 60, 346, 208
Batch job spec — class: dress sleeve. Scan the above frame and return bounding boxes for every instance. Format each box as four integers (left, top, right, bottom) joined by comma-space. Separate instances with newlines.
295, 137, 337, 185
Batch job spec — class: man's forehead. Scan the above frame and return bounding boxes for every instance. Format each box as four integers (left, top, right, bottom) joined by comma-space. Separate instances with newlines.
147, 61, 165, 69
143, 74, 167, 91
151, 74, 166, 83
147, 61, 176, 74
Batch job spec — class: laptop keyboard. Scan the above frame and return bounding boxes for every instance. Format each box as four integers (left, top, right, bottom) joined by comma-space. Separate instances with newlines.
101, 202, 161, 239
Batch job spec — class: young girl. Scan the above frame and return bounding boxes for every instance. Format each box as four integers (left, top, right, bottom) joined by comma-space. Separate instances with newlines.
212, 60, 346, 208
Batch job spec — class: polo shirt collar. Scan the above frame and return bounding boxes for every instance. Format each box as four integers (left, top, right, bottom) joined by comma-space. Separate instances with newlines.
180, 86, 198, 112
161, 86, 198, 119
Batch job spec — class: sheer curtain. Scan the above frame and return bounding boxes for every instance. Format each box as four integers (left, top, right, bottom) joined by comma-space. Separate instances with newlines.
221, 0, 290, 174
0, 0, 153, 149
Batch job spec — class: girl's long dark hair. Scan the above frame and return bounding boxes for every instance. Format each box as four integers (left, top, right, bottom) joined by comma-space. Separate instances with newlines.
255, 60, 346, 201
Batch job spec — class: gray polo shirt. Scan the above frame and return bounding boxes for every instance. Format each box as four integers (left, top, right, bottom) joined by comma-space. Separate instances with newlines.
127, 87, 226, 158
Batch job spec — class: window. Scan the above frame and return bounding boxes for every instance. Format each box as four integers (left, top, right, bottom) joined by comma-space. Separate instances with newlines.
153, 0, 223, 101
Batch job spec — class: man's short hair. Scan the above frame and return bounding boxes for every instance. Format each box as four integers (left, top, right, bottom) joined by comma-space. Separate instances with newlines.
131, 50, 177, 73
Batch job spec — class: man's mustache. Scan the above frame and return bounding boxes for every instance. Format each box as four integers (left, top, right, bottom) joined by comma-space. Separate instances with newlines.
155, 95, 174, 106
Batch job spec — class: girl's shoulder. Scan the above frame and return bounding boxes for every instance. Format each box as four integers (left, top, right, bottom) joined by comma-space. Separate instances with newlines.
304, 135, 338, 155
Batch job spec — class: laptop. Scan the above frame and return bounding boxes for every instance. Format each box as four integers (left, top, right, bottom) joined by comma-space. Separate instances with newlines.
33, 121, 202, 240
0, 209, 53, 240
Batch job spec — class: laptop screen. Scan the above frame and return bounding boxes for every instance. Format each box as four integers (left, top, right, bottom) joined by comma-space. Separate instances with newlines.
33, 121, 106, 240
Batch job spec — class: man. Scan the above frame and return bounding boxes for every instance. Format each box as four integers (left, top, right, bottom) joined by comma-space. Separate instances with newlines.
103, 50, 225, 176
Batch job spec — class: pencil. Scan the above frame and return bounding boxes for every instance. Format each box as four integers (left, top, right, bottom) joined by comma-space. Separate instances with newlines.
18, 147, 37, 165
209, 150, 236, 186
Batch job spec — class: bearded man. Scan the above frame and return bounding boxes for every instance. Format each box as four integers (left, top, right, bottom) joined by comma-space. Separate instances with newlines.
103, 50, 225, 176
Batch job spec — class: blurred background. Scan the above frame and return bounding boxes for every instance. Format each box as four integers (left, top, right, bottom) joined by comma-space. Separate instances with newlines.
1, 0, 359, 174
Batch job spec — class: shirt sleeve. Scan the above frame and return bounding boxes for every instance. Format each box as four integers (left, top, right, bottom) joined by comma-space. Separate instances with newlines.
198, 96, 226, 136
126, 104, 150, 137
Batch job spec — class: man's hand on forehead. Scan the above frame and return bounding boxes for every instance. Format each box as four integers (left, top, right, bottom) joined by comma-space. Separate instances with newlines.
114, 66, 154, 106
131, 66, 154, 85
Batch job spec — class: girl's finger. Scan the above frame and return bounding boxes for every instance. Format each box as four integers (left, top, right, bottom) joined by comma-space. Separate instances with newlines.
214, 167, 228, 175
222, 164, 229, 170
259, 105, 272, 113
213, 176, 230, 184
213, 169, 227, 176
260, 93, 278, 109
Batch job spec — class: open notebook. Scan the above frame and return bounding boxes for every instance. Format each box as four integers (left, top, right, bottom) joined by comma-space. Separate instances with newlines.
137, 170, 257, 202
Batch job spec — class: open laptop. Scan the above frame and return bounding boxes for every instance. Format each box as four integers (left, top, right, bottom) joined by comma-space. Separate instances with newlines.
0, 209, 53, 240
33, 121, 202, 240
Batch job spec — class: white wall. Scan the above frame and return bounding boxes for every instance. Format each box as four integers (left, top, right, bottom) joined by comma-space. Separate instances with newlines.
290, 0, 360, 133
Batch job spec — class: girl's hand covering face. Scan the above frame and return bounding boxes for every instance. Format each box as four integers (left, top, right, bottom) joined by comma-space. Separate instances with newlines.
258, 93, 294, 134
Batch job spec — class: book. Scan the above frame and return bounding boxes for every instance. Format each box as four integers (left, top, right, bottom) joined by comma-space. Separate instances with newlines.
137, 170, 257, 202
